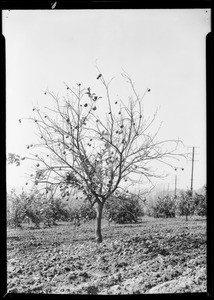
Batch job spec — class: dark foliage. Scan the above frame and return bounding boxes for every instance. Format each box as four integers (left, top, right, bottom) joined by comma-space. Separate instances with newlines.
104, 194, 143, 224
152, 195, 176, 218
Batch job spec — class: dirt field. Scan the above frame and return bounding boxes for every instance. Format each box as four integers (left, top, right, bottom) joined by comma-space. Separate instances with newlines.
7, 216, 206, 294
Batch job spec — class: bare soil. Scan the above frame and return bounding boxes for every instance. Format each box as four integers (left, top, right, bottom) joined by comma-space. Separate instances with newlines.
7, 216, 206, 294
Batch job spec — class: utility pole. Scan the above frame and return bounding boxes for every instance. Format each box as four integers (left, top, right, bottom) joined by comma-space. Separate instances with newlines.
173, 167, 184, 199
190, 146, 195, 195
174, 175, 177, 198
187, 146, 199, 194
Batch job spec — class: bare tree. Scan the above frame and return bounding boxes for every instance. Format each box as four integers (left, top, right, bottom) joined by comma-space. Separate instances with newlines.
16, 71, 182, 243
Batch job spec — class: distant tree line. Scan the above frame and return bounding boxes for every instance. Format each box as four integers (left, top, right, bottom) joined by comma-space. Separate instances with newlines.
7, 185, 206, 229
149, 186, 206, 220
7, 188, 144, 229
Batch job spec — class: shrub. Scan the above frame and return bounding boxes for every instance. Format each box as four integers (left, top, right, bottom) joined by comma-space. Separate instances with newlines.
104, 194, 143, 224
7, 190, 27, 228
67, 201, 96, 225
194, 186, 206, 216
41, 198, 70, 226
152, 195, 176, 218
176, 190, 195, 221
53, 198, 70, 221
7, 188, 70, 228
23, 188, 47, 228
78, 202, 96, 221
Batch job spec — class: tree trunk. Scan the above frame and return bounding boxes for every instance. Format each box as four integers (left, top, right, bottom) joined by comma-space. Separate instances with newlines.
95, 201, 104, 243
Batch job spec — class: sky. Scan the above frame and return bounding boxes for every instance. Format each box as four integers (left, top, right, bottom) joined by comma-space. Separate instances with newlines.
3, 9, 210, 193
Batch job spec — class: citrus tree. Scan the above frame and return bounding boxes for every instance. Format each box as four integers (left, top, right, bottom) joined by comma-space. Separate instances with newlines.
194, 186, 206, 216
10, 72, 182, 243
176, 190, 195, 221
7, 189, 27, 228
104, 192, 143, 224
152, 195, 176, 218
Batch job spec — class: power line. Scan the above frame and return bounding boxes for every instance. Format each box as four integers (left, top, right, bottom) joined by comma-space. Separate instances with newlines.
186, 146, 200, 160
